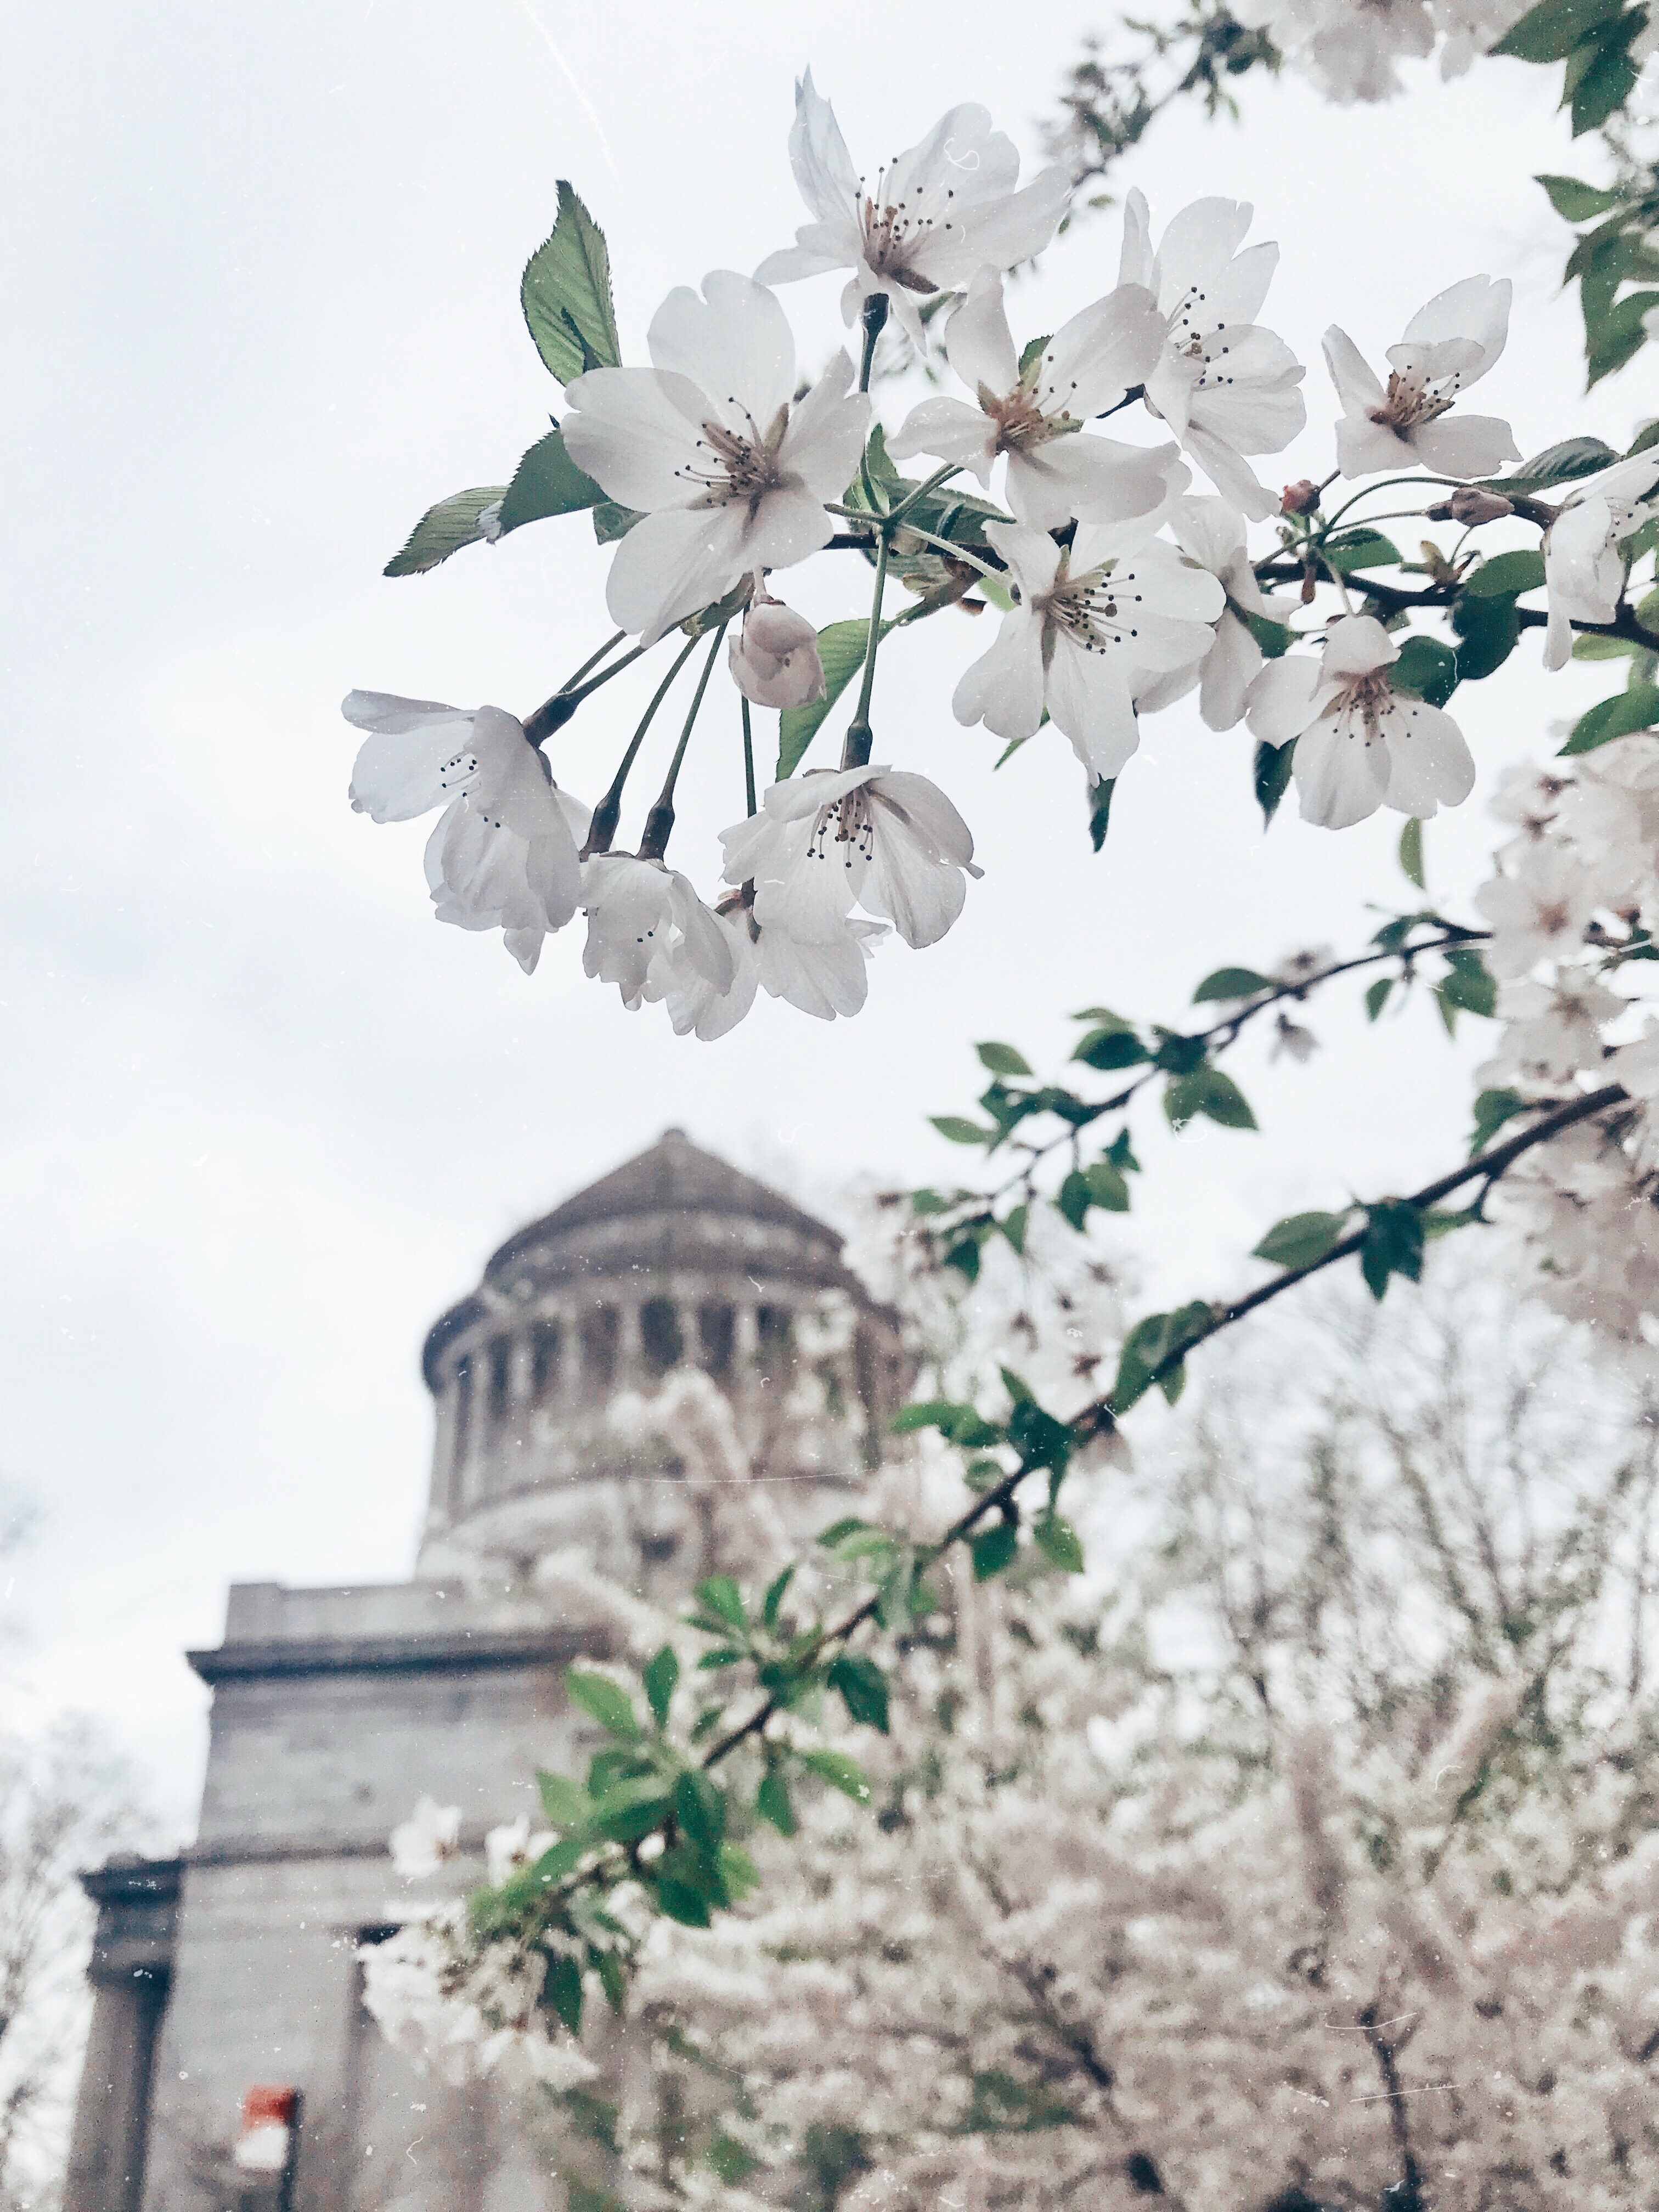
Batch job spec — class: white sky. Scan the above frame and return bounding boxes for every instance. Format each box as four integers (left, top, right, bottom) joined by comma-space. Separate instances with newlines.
3, 2, 1647, 1835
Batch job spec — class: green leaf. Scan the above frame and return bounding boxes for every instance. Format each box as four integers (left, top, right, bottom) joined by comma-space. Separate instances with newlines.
1254, 737, 1296, 827
1470, 1086, 1528, 1155
761, 1565, 795, 1631
642, 1645, 680, 1729
537, 1770, 594, 1831
693, 1576, 747, 1631
545, 1953, 584, 2038
1018, 332, 1053, 379
1559, 682, 1659, 753
1032, 1511, 1085, 1574
1398, 817, 1425, 889
827, 1653, 890, 1734
567, 1670, 639, 1738
1463, 550, 1547, 598
971, 1521, 1019, 1581
1365, 976, 1394, 1022
1088, 775, 1115, 852
674, 1770, 727, 1856
1086, 1158, 1131, 1212
1390, 636, 1459, 708
383, 485, 508, 578
777, 617, 899, 778
1322, 528, 1402, 574
756, 1768, 796, 1836
1252, 1210, 1350, 1271
1495, 0, 1624, 61
1193, 966, 1273, 1003
1452, 590, 1521, 683
592, 499, 641, 544
497, 428, 603, 534
930, 1114, 994, 1146
529, 1835, 591, 1887
708, 2131, 760, 2187
590, 1780, 674, 1844
1056, 1169, 1092, 1231
977, 1041, 1033, 1077
1007, 1398, 1075, 1477
1000, 1201, 1030, 1255
655, 1875, 712, 1928
521, 180, 622, 382
1537, 171, 1624, 220
1244, 609, 1296, 658
1571, 37, 1639, 134
594, 1948, 628, 2015
1588, 289, 1659, 387
800, 1749, 871, 1803
1359, 1199, 1426, 1302
999, 1365, 1036, 1404
1073, 1026, 1150, 1071
1164, 1064, 1257, 1132
1491, 435, 1619, 493
717, 1841, 760, 1898
1440, 946, 1498, 1018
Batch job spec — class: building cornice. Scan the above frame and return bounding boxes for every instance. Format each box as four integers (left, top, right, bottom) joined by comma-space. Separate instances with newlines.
187, 1623, 606, 1685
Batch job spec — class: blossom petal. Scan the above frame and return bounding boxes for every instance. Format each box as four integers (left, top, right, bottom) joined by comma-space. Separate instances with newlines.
1401, 274, 1511, 379
647, 272, 795, 439
1046, 633, 1142, 778
1293, 708, 1391, 830
561, 368, 704, 511
345, 693, 479, 821
776, 351, 870, 503
1335, 412, 1414, 479
1189, 328, 1306, 454
756, 919, 871, 1020
1117, 189, 1155, 292
946, 166, 1071, 282
951, 606, 1046, 738
1199, 610, 1263, 731
1180, 420, 1279, 520
1245, 656, 1323, 744
603, 505, 750, 644
983, 518, 1065, 601
943, 266, 1019, 400
1379, 695, 1475, 818
1322, 325, 1386, 417
1412, 413, 1520, 479
1152, 198, 1255, 315
887, 397, 995, 482
1322, 614, 1397, 678
783, 69, 861, 229
1006, 432, 1179, 531
1034, 285, 1165, 420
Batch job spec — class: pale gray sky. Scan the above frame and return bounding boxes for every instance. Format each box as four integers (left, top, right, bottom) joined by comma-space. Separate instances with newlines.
2, 2, 1643, 1831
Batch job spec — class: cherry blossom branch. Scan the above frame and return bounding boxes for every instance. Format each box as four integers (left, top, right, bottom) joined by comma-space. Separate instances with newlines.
522, 634, 650, 746
740, 697, 757, 819
843, 534, 891, 770
580, 631, 701, 858
639, 624, 729, 861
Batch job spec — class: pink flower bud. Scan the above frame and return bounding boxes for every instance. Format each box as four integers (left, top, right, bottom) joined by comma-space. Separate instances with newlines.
729, 602, 826, 710
1280, 478, 1321, 516
1447, 487, 1514, 524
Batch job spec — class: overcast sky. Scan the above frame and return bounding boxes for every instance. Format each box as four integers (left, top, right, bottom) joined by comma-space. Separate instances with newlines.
3, 2, 1646, 1833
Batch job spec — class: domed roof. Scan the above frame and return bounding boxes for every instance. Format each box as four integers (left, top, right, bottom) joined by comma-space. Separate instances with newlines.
420, 1130, 856, 1389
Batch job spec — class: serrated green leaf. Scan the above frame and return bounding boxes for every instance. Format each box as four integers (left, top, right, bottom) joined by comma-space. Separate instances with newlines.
498, 428, 603, 534
1073, 1026, 1151, 1071
1496, 0, 1623, 61
1365, 976, 1394, 1022
1057, 1169, 1092, 1231
642, 1645, 679, 1730
1244, 610, 1296, 658
1017, 332, 1053, 380
971, 1521, 1019, 1581
1398, 817, 1425, 889
1571, 37, 1639, 134
930, 1114, 994, 1145
1032, 1511, 1085, 1573
383, 485, 508, 578
1252, 1210, 1350, 1271
828, 1653, 890, 1733
590, 1780, 673, 1844
1323, 528, 1402, 574
1440, 946, 1498, 1018
1588, 289, 1659, 386
1560, 682, 1659, 753
1360, 1199, 1426, 1302
655, 1875, 713, 1928
1193, 966, 1273, 1003
1452, 590, 1521, 683
977, 1041, 1033, 1077
545, 1953, 584, 2038
567, 1670, 639, 1737
693, 1576, 747, 1630
1489, 436, 1618, 493
1470, 1086, 1528, 1155
1537, 171, 1624, 220
756, 1767, 797, 1835
777, 617, 900, 777
1086, 1158, 1131, 1212
1254, 737, 1296, 826
592, 499, 642, 544
1165, 1064, 1257, 1132
800, 1749, 871, 1803
674, 1771, 727, 1855
521, 180, 622, 381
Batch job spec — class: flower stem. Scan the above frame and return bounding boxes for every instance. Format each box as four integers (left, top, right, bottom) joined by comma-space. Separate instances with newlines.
741, 696, 757, 817
857, 291, 889, 393
842, 532, 891, 771
884, 462, 961, 527
639, 623, 730, 861
523, 635, 648, 746
580, 632, 700, 858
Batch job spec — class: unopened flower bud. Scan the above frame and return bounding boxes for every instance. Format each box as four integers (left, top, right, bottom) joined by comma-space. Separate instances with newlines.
1425, 488, 1514, 525
1281, 479, 1321, 516
729, 601, 825, 710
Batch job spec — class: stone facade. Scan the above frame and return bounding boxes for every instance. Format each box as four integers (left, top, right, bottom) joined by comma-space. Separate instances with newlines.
65, 1132, 907, 2211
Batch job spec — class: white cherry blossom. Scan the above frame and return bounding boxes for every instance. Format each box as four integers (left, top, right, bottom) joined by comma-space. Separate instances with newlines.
1118, 190, 1306, 521
1245, 614, 1475, 830
580, 853, 735, 1008
728, 596, 825, 710
344, 693, 588, 973
562, 271, 868, 645
1482, 975, 1626, 1087
1133, 495, 1268, 729
952, 510, 1224, 780
1474, 843, 1600, 977
722, 766, 980, 952
887, 266, 1175, 530
1324, 276, 1517, 481
483, 1818, 555, 1888
756, 912, 886, 1021
650, 904, 760, 1041
1541, 450, 1659, 671
755, 71, 1071, 346
390, 1796, 461, 1880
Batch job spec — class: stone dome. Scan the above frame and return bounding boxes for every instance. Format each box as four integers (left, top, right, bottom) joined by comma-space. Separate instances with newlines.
415, 1131, 910, 1590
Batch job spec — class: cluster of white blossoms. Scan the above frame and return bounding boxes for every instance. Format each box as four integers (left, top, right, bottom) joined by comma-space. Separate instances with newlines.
1230, 0, 1534, 100
346, 69, 1642, 1035
1476, 717, 1659, 1355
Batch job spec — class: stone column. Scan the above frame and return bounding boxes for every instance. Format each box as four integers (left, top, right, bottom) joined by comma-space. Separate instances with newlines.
426, 1381, 460, 1533
64, 1859, 179, 2212
616, 1299, 643, 1379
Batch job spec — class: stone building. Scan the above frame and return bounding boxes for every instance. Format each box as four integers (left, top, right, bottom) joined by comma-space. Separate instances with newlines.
64, 1131, 908, 2211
